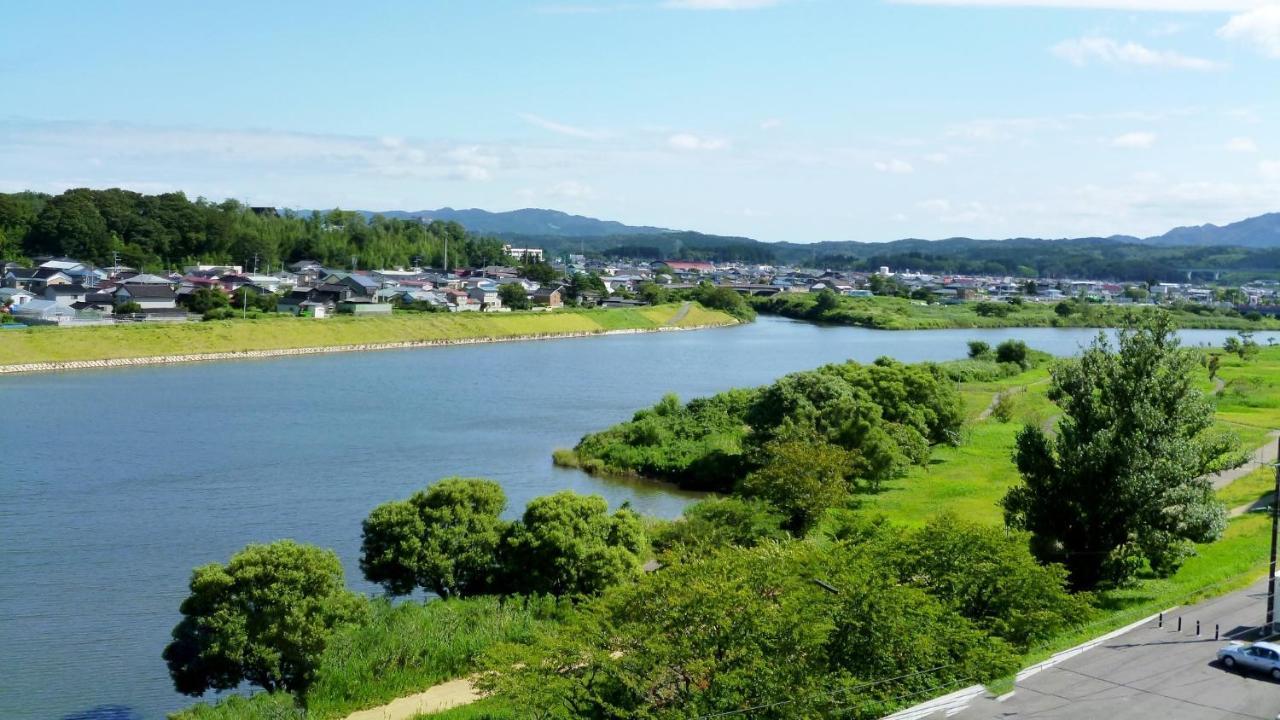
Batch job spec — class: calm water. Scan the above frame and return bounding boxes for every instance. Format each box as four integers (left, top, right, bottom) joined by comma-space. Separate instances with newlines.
2, 317, 1274, 720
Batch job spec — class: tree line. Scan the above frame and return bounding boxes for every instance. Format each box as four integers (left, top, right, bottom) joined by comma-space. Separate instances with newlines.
0, 188, 510, 271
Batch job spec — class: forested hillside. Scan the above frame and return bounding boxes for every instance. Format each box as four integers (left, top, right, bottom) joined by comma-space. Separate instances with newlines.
0, 189, 509, 271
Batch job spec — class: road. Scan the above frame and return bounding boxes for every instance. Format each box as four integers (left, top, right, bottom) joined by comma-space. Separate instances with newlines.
951, 578, 1280, 720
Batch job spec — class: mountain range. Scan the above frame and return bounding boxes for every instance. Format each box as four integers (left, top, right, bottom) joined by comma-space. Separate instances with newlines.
368, 206, 1280, 250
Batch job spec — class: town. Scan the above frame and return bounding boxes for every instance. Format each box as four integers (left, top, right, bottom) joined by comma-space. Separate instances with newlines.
4, 240, 1277, 327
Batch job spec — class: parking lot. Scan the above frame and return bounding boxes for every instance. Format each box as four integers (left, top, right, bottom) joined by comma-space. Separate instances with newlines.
953, 578, 1280, 720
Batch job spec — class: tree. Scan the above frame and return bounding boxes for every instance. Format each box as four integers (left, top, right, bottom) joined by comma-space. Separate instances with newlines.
498, 283, 531, 310
1002, 314, 1232, 588
967, 341, 991, 360
1123, 286, 1149, 301
182, 288, 231, 314
995, 339, 1029, 368
502, 492, 644, 597
360, 478, 508, 599
521, 260, 560, 284
115, 301, 142, 315
650, 497, 787, 557
739, 434, 853, 535
636, 281, 669, 306
28, 189, 112, 261
812, 289, 841, 315
1054, 301, 1075, 317
163, 540, 366, 696
1224, 331, 1259, 361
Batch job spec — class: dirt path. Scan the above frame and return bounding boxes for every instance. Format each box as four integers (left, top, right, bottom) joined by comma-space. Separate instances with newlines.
342, 677, 480, 720
1209, 431, 1279, 491
664, 301, 693, 326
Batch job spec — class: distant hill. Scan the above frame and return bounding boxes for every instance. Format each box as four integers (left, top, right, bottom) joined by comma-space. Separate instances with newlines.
367, 207, 672, 238
1141, 213, 1280, 248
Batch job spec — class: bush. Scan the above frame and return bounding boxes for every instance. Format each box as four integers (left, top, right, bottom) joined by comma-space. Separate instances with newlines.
202, 306, 235, 321
115, 301, 142, 314
967, 340, 991, 359
995, 339, 1030, 368
974, 302, 1013, 318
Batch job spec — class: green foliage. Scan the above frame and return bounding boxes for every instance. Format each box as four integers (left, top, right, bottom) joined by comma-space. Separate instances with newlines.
1003, 314, 1234, 588
636, 281, 669, 306
497, 283, 531, 310
360, 478, 508, 599
163, 540, 367, 696
115, 300, 143, 314
566, 358, 962, 500
520, 260, 560, 284
170, 692, 304, 720
872, 514, 1095, 649
740, 435, 854, 535
1054, 301, 1076, 317
2, 189, 507, 270
649, 497, 788, 558
974, 302, 1013, 318
685, 282, 756, 321
967, 340, 991, 359
305, 596, 562, 719
481, 541, 1021, 720
183, 288, 231, 314
203, 306, 236, 321
1225, 331, 1260, 361
502, 492, 646, 597
995, 339, 1030, 369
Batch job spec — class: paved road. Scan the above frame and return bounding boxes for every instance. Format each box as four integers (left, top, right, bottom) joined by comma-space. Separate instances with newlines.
953, 578, 1280, 720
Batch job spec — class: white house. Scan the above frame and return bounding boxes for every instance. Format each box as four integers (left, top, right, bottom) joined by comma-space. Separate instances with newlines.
0, 287, 35, 306
13, 299, 76, 324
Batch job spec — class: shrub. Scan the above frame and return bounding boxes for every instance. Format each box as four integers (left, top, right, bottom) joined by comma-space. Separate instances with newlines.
967, 340, 992, 359
995, 339, 1030, 368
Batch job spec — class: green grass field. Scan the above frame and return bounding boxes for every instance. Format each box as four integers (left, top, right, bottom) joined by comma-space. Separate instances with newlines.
0, 303, 735, 366
753, 293, 1280, 331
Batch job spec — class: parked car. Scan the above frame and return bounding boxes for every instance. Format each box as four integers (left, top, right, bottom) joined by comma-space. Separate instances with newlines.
1218, 641, 1280, 679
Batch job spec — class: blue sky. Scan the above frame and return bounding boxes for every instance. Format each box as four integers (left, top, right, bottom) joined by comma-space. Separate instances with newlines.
2, 0, 1279, 242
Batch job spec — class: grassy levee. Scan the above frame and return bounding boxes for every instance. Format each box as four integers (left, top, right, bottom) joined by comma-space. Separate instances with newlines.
0, 303, 736, 367
752, 293, 1280, 331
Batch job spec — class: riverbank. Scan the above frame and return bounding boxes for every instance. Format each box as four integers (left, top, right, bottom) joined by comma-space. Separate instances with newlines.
751, 293, 1280, 331
0, 303, 736, 373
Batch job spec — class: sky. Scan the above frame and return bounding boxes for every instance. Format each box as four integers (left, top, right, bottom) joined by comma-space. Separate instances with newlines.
2, 0, 1279, 242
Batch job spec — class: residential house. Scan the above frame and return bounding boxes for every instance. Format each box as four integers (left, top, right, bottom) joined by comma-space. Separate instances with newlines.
5, 267, 73, 292
114, 284, 178, 310
44, 284, 92, 306
13, 299, 76, 325
467, 283, 501, 311
0, 287, 36, 307
71, 292, 116, 315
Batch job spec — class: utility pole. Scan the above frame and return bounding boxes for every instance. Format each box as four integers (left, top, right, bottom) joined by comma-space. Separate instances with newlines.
1268, 435, 1280, 636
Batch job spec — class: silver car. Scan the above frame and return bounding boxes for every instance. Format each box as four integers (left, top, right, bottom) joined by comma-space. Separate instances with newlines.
1218, 640, 1280, 679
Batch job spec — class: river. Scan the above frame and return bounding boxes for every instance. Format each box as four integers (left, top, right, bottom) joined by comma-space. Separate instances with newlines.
1, 316, 1274, 720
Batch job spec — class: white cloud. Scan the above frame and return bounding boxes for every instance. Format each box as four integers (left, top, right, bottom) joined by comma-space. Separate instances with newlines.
916, 198, 1004, 226
759, 118, 784, 130
667, 132, 729, 150
874, 158, 915, 174
1112, 131, 1157, 148
661, 0, 782, 8
893, 1, 1267, 10
1051, 36, 1223, 70
923, 152, 951, 164
1226, 136, 1259, 152
1262, 160, 1280, 180
518, 113, 610, 140
1218, 6, 1280, 58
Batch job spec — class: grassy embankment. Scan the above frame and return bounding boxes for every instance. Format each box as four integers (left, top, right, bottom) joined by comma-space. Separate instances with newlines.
752, 292, 1280, 331
0, 303, 734, 367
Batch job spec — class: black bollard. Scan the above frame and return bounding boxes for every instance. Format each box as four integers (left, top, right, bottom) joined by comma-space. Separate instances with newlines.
1159, 612, 1164, 628
1216, 624, 1220, 641
1196, 620, 1201, 636
1178, 617, 1183, 632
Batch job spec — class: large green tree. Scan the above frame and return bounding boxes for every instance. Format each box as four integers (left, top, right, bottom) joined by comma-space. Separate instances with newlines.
502, 492, 645, 597
739, 433, 853, 535
1002, 314, 1233, 588
360, 478, 508, 599
162, 540, 366, 696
